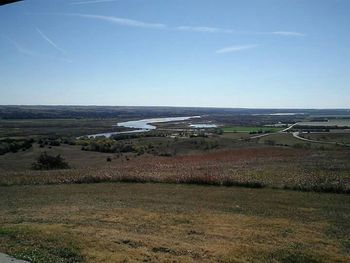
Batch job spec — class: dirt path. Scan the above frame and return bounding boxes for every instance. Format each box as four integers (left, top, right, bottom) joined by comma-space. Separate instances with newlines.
0, 253, 29, 263
249, 133, 270, 139
281, 123, 298, 132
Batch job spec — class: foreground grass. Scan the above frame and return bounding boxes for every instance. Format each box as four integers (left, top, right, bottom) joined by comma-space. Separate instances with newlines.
0, 226, 83, 262
0, 183, 349, 262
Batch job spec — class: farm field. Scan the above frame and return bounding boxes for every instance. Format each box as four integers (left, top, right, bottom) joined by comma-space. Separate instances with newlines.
220, 132, 252, 140
1, 183, 349, 263
296, 119, 350, 127
257, 133, 303, 146
222, 126, 283, 133
299, 133, 350, 144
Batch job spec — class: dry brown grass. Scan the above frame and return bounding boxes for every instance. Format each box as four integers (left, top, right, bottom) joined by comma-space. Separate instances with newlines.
1, 146, 349, 193
1, 183, 349, 262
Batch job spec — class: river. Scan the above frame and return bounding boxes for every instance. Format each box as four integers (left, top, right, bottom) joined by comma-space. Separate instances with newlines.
87, 116, 201, 138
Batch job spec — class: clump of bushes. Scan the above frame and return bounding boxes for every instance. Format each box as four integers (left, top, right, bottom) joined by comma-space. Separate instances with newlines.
38, 137, 63, 148
32, 152, 70, 170
0, 138, 34, 155
78, 137, 138, 153
249, 129, 273, 134
78, 137, 153, 156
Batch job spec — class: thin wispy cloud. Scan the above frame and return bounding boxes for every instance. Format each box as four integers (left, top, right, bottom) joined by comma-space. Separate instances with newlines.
60, 13, 305, 37
1, 35, 72, 63
271, 31, 306, 37
36, 28, 66, 54
2, 35, 37, 56
216, 44, 259, 54
176, 25, 305, 37
66, 13, 167, 29
70, 0, 117, 5
176, 26, 235, 34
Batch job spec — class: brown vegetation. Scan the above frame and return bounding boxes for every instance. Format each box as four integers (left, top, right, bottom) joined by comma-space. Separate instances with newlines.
1, 183, 349, 262
1, 146, 349, 193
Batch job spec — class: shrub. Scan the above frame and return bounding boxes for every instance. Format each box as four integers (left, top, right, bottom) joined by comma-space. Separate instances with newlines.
0, 138, 34, 155
32, 152, 70, 170
265, 139, 276, 146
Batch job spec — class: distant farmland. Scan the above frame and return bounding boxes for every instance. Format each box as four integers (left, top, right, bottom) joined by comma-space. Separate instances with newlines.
296, 119, 350, 127
222, 126, 283, 133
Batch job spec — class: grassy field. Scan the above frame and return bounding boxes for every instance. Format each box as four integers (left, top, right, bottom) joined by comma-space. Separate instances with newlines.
1, 183, 349, 262
0, 144, 113, 172
1, 144, 349, 193
0, 137, 242, 172
257, 133, 307, 146
256, 132, 347, 149
0, 118, 126, 138
300, 133, 350, 144
222, 126, 283, 133
220, 132, 252, 140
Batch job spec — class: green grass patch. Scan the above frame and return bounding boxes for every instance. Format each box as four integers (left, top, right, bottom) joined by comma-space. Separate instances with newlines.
0, 226, 83, 263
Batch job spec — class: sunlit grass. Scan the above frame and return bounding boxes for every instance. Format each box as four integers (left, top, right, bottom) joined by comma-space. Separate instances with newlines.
1, 183, 349, 262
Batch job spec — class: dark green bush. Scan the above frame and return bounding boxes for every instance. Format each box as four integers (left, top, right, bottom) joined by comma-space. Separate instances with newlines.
0, 138, 34, 155
32, 152, 70, 170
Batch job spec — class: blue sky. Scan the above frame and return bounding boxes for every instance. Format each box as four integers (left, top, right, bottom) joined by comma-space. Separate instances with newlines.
0, 0, 349, 108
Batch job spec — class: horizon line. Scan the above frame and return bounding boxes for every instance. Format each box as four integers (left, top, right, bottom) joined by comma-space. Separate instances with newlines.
0, 104, 349, 110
